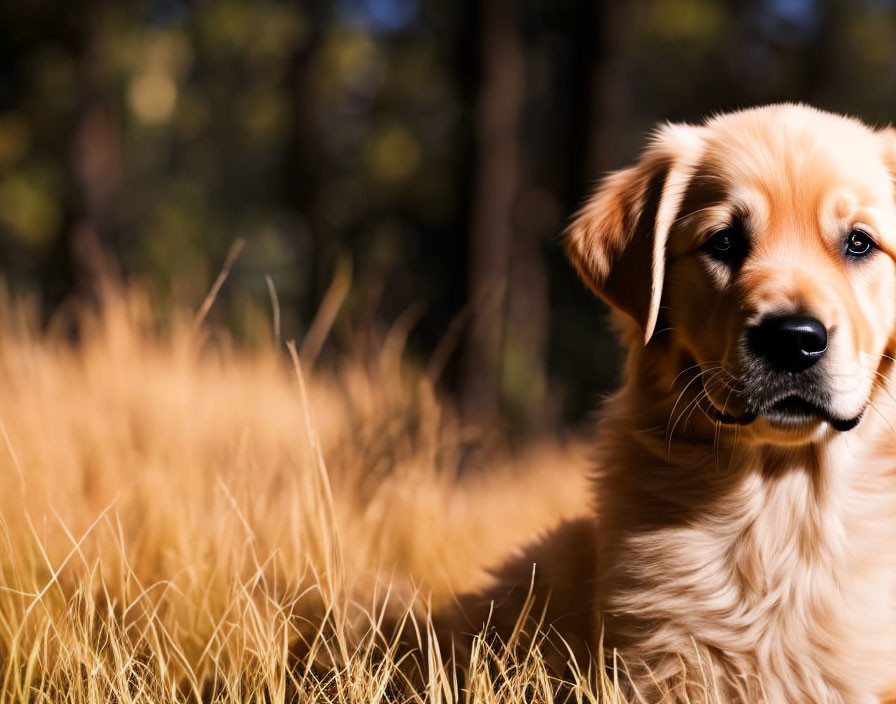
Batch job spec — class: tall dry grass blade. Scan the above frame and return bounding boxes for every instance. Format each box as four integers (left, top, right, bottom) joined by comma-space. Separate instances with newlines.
299, 256, 352, 370
191, 238, 245, 334
265, 274, 282, 349
0, 415, 25, 499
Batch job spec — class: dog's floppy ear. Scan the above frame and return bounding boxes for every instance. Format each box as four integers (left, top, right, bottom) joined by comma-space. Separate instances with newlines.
565, 124, 702, 344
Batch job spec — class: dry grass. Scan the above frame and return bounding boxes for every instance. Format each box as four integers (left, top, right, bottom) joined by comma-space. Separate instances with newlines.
0, 282, 633, 703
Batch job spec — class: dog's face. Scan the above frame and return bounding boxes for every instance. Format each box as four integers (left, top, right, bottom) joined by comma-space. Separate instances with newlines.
567, 105, 896, 445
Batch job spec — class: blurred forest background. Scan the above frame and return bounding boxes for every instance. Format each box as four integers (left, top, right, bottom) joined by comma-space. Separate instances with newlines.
2, 0, 896, 435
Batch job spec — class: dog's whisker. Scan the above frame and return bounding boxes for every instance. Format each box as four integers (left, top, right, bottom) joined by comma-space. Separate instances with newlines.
859, 350, 896, 366
666, 389, 707, 456
714, 383, 737, 468
666, 365, 745, 452
859, 367, 896, 407
669, 361, 727, 388
866, 400, 896, 440
684, 388, 716, 432
665, 368, 728, 449
665, 368, 722, 449
828, 365, 896, 407
677, 371, 727, 434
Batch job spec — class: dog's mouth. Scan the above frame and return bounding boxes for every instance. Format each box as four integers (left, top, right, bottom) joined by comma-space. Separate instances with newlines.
707, 394, 863, 432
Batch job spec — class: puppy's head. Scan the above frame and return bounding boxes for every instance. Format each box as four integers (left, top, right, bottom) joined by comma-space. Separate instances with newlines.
567, 104, 896, 445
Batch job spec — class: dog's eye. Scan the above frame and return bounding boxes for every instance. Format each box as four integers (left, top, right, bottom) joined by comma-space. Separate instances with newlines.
845, 229, 875, 258
709, 231, 732, 251
701, 226, 744, 264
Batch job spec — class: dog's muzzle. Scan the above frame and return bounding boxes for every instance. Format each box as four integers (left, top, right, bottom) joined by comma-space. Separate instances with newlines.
705, 315, 863, 431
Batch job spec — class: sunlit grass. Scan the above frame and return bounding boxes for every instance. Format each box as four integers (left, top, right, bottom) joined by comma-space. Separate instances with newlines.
0, 282, 615, 703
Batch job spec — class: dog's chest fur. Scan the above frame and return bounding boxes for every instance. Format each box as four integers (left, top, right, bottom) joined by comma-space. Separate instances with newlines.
595, 397, 896, 703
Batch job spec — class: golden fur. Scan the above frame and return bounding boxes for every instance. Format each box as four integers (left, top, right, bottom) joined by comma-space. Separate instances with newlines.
441, 105, 896, 703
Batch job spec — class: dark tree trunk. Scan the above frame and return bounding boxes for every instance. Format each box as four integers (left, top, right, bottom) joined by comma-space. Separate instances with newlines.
68, 3, 123, 288
284, 0, 331, 328
504, 226, 550, 431
585, 0, 639, 179
460, 0, 524, 430
801, 0, 849, 111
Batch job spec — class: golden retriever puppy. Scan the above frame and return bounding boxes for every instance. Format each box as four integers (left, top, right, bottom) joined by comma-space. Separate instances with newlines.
443, 104, 896, 703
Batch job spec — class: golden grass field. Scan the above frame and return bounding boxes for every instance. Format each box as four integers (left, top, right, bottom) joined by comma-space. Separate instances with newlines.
0, 280, 644, 703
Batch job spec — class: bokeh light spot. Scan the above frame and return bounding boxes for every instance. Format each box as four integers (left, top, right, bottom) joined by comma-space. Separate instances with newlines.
0, 176, 61, 248
0, 115, 30, 167
129, 71, 178, 124
368, 125, 420, 182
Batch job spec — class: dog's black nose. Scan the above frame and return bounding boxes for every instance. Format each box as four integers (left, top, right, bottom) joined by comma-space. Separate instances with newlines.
747, 315, 828, 373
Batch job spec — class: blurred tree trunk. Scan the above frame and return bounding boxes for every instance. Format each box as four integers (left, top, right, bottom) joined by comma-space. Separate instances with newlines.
70, 101, 122, 279
585, 0, 639, 179
285, 0, 330, 330
504, 224, 550, 431
557, 0, 639, 249
460, 0, 524, 430
69, 3, 123, 287
802, 0, 848, 110
461, 0, 638, 434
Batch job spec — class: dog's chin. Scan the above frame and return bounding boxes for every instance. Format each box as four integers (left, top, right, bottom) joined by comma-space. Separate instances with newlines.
706, 394, 864, 443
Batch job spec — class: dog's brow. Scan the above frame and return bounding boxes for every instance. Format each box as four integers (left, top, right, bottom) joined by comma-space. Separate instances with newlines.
673, 204, 728, 230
